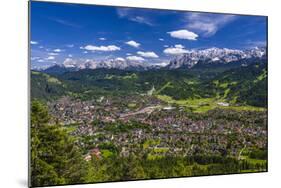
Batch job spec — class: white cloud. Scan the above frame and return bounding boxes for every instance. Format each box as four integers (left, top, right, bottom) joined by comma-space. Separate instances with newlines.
68, 54, 73, 57
159, 38, 164, 41
163, 45, 189, 55
83, 51, 88, 54
185, 13, 236, 36
137, 51, 159, 58
154, 61, 170, 67
39, 46, 44, 49
31, 57, 40, 61
117, 8, 130, 17
48, 52, 59, 56
164, 45, 169, 48
115, 57, 125, 61
126, 53, 132, 56
53, 49, 62, 52
117, 8, 154, 26
49, 17, 81, 28
130, 16, 153, 26
126, 56, 145, 62
168, 29, 198, 40
30, 41, 38, 45
63, 58, 77, 68
46, 56, 55, 60
174, 44, 185, 49
99, 37, 106, 41
125, 40, 140, 48
82, 45, 121, 52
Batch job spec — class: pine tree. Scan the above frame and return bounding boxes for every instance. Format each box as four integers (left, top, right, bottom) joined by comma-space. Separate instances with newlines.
31, 100, 89, 187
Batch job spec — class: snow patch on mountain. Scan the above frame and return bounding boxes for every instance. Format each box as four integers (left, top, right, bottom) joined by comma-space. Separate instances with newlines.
37, 47, 266, 72
167, 47, 266, 69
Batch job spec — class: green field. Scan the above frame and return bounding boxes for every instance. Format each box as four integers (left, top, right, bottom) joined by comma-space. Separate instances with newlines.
156, 95, 265, 113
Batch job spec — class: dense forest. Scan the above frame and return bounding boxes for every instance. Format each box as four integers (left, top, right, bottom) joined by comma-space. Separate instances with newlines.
31, 61, 267, 107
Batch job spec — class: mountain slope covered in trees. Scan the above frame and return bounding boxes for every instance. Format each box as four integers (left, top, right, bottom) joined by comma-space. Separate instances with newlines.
31, 61, 268, 108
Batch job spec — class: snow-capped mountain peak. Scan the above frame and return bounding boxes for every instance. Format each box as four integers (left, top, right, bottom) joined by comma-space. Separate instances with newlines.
38, 47, 267, 72
167, 47, 266, 69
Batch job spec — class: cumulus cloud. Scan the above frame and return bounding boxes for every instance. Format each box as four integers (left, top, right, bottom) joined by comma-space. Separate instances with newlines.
154, 61, 170, 67
99, 37, 106, 41
48, 52, 59, 56
163, 45, 189, 55
46, 56, 55, 60
137, 51, 159, 58
185, 13, 236, 36
125, 40, 140, 48
126, 56, 145, 62
63, 58, 77, 68
31, 57, 40, 61
115, 57, 125, 61
159, 38, 164, 41
82, 45, 121, 52
53, 49, 63, 52
167, 29, 198, 40
30, 41, 38, 45
174, 44, 185, 49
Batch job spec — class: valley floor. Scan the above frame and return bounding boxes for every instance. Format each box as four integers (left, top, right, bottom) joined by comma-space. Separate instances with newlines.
30, 64, 268, 186
39, 94, 267, 183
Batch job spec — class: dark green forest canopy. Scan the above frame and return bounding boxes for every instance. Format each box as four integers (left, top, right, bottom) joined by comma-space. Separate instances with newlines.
31, 61, 267, 108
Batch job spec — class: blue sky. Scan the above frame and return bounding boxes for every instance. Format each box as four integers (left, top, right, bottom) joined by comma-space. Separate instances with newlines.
30, 1, 267, 69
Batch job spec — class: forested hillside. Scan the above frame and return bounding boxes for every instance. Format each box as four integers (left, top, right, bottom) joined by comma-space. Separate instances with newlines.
31, 61, 268, 108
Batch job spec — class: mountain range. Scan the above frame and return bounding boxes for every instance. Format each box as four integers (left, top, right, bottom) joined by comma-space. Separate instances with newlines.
31, 59, 268, 108
167, 47, 266, 69
37, 47, 267, 75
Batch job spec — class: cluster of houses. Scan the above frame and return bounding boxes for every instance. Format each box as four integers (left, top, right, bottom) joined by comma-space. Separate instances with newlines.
48, 96, 267, 161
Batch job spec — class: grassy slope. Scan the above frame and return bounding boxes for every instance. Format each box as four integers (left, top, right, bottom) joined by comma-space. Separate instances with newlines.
31, 62, 268, 111
156, 95, 265, 113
